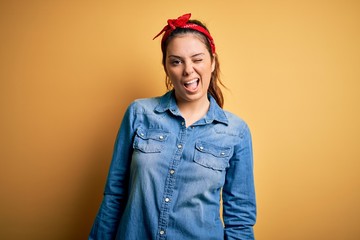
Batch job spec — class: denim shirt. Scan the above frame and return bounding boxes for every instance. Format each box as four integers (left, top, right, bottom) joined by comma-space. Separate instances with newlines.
89, 91, 256, 240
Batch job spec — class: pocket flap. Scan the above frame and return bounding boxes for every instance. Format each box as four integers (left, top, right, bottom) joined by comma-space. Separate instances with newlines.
194, 142, 232, 170
195, 142, 231, 158
136, 128, 168, 142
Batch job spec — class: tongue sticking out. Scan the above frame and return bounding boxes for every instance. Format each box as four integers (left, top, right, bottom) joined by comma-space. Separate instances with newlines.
184, 79, 199, 91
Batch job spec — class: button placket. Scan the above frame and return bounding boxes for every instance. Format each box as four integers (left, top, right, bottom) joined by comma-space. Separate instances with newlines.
157, 123, 187, 239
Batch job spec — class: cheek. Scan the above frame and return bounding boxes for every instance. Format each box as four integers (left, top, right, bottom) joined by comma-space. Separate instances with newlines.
166, 69, 175, 79
199, 65, 213, 78
167, 67, 181, 79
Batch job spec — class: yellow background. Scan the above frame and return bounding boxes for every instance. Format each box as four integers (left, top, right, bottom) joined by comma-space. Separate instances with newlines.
1, 0, 359, 239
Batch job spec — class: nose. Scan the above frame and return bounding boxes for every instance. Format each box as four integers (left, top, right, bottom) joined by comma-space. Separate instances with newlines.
183, 61, 194, 76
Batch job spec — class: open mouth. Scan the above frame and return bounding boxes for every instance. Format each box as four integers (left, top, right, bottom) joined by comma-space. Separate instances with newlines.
184, 78, 199, 91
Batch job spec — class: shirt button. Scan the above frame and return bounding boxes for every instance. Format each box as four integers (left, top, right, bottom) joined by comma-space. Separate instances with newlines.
181, 121, 185, 126
140, 133, 144, 137
165, 197, 170, 202
199, 146, 204, 151
177, 144, 182, 149
159, 135, 164, 140
170, 169, 175, 175
159, 230, 165, 235
221, 152, 225, 156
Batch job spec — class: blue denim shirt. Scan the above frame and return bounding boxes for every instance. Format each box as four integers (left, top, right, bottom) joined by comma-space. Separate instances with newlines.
89, 91, 256, 240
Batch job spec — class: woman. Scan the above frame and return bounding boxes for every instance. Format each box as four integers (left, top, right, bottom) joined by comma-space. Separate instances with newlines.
89, 13, 256, 240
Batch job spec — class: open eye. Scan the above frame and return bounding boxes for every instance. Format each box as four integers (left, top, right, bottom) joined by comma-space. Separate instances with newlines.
169, 58, 182, 66
172, 60, 182, 65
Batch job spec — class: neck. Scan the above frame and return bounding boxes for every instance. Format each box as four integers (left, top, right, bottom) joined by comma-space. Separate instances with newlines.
176, 97, 210, 127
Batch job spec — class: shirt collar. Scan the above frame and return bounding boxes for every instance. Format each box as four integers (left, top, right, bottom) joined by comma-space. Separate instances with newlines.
155, 90, 229, 125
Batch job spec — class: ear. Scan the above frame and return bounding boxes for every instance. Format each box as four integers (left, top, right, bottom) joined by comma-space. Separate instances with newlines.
163, 64, 168, 76
211, 54, 216, 72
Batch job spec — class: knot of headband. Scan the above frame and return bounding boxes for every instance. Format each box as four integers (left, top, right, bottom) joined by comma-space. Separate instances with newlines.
153, 13, 216, 54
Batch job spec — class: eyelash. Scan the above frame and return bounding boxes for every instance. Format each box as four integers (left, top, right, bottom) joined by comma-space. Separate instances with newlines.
170, 59, 203, 66
171, 60, 182, 65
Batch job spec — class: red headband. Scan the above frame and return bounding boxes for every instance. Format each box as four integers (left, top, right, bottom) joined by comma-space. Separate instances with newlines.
153, 13, 216, 54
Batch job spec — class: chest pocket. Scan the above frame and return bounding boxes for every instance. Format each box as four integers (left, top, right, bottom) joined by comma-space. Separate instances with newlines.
133, 127, 169, 153
193, 141, 232, 171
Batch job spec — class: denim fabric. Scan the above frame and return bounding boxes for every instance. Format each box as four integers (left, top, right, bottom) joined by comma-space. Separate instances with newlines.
89, 91, 256, 240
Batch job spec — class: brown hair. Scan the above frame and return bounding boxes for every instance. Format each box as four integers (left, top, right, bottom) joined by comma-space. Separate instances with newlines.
161, 20, 226, 108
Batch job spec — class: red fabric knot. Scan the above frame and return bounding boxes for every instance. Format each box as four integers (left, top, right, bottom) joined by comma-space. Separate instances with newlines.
168, 13, 191, 29
153, 13, 191, 40
153, 13, 216, 54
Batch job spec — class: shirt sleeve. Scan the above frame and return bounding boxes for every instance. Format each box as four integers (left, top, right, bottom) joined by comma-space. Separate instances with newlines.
223, 123, 257, 240
89, 102, 136, 240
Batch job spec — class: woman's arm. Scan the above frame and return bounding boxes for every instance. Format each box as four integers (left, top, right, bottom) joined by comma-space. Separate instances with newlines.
223, 123, 256, 240
89, 103, 136, 240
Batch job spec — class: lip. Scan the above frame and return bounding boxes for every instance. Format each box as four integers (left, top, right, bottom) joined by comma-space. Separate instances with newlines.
183, 78, 200, 92
184, 78, 199, 85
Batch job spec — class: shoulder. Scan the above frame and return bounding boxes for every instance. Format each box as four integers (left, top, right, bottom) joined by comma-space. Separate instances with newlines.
222, 110, 252, 137
126, 96, 162, 113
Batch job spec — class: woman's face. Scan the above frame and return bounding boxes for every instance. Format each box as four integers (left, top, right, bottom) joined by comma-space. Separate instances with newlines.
165, 33, 215, 105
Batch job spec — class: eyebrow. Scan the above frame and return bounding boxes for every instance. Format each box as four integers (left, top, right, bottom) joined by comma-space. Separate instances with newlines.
168, 53, 205, 58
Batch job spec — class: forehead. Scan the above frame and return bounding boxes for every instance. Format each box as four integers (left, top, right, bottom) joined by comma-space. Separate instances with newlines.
166, 33, 209, 55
